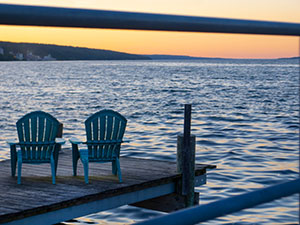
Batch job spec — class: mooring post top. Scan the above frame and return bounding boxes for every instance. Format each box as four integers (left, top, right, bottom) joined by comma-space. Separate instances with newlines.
184, 104, 192, 115
184, 104, 192, 146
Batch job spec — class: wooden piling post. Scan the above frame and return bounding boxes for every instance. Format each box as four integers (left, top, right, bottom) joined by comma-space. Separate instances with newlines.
131, 104, 199, 212
177, 104, 196, 207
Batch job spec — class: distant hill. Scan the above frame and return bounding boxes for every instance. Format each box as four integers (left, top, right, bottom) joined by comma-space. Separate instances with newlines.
0, 41, 150, 61
144, 54, 226, 60
1, 41, 298, 61
277, 56, 300, 60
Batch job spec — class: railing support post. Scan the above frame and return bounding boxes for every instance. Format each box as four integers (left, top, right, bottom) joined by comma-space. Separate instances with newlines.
177, 104, 196, 207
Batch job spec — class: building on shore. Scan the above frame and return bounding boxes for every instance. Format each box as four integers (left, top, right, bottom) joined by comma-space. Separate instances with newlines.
15, 53, 24, 60
43, 54, 56, 61
26, 51, 41, 61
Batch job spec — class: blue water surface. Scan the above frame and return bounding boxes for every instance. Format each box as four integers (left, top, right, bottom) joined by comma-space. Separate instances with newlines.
0, 59, 298, 224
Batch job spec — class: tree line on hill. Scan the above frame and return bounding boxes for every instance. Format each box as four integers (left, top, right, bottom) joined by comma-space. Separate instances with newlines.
0, 42, 150, 61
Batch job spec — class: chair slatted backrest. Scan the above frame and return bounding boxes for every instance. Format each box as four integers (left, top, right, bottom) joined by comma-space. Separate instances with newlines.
85, 110, 127, 161
16, 111, 59, 162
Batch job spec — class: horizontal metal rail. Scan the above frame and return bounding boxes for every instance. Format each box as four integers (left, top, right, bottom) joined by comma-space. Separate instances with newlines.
0, 4, 300, 36
135, 178, 300, 225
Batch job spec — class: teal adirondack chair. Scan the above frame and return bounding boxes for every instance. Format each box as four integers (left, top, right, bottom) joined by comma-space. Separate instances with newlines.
7, 111, 65, 184
70, 109, 127, 184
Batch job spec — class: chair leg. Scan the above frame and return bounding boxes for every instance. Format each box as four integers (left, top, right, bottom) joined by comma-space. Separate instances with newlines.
17, 150, 22, 184
79, 149, 89, 184
83, 161, 89, 184
112, 161, 117, 175
10, 145, 17, 177
54, 145, 60, 176
72, 144, 80, 176
54, 160, 58, 177
17, 162, 22, 184
51, 156, 56, 184
115, 158, 122, 183
73, 157, 79, 176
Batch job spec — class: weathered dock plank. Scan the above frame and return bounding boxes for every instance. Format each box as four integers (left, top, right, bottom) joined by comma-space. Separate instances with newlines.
0, 148, 215, 224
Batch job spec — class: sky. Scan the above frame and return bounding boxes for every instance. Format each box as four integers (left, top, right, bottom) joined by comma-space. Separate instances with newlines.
0, 0, 299, 58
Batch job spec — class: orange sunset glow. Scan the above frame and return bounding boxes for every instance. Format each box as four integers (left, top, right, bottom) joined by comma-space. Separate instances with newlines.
0, 0, 299, 58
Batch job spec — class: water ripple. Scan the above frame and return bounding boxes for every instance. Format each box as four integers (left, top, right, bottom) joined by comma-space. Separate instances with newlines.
0, 59, 298, 224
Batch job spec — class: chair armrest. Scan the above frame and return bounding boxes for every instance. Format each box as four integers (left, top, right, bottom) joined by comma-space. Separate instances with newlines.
7, 139, 18, 146
55, 138, 66, 145
69, 137, 84, 145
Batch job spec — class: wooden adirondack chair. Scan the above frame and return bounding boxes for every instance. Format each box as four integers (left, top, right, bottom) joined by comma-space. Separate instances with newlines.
70, 109, 127, 184
7, 111, 65, 184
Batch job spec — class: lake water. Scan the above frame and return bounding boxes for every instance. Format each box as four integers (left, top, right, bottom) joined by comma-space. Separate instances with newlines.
0, 59, 299, 224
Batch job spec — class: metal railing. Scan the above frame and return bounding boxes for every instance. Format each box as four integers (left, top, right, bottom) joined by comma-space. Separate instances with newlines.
0, 4, 300, 36
0, 3, 299, 224
135, 178, 300, 225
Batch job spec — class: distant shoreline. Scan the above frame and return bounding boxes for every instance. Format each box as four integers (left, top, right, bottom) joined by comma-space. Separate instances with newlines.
0, 41, 298, 61
144, 54, 299, 60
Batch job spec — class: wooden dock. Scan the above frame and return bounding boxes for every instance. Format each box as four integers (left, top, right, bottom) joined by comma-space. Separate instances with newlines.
0, 148, 215, 225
